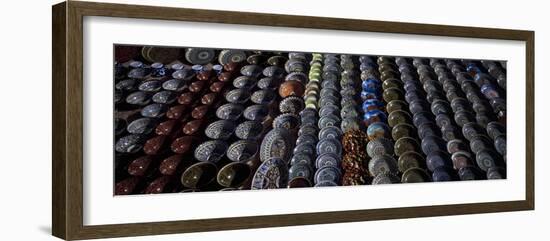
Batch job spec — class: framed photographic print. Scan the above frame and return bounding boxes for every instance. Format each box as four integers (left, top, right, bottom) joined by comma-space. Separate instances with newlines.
52, 1, 535, 240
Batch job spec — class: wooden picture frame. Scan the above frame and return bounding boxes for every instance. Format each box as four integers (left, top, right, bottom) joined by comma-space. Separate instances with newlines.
52, 1, 534, 240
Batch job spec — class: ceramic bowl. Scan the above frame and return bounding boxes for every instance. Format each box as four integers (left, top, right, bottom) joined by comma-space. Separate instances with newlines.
316, 138, 342, 156
225, 88, 251, 104
115, 79, 137, 91
387, 110, 412, 127
259, 128, 293, 163
235, 121, 264, 140
397, 151, 425, 173
391, 123, 416, 141
290, 153, 314, 166
247, 54, 267, 65
218, 49, 247, 65
184, 48, 215, 65
127, 68, 149, 79
162, 78, 186, 91
194, 140, 229, 163
257, 77, 281, 90
278, 80, 305, 98
469, 134, 493, 154
240, 65, 263, 77
318, 114, 341, 129
262, 66, 285, 78
279, 96, 305, 114
426, 150, 452, 172
382, 87, 404, 103
319, 96, 340, 107
298, 124, 318, 137
371, 172, 400, 185
115, 134, 144, 153
267, 55, 287, 66
486, 121, 505, 139
204, 120, 236, 140
227, 140, 259, 162
386, 100, 408, 114
288, 177, 312, 188
394, 137, 420, 156
421, 135, 447, 156
458, 166, 478, 180
251, 89, 276, 104
366, 137, 394, 158
475, 149, 500, 172
431, 99, 452, 115
368, 154, 398, 176
435, 113, 453, 128
126, 91, 151, 106
319, 104, 340, 117
152, 90, 177, 104
296, 134, 317, 146
141, 103, 167, 118
365, 122, 390, 140
233, 76, 257, 89
318, 126, 343, 140
285, 72, 308, 84
315, 152, 341, 169
294, 136, 317, 152
138, 80, 162, 92
180, 161, 218, 188
432, 166, 454, 182
487, 167, 506, 180
362, 99, 384, 112
171, 69, 193, 80
462, 122, 485, 141
251, 157, 289, 189
401, 168, 431, 183
243, 104, 269, 121
451, 151, 473, 170
216, 103, 244, 120
289, 163, 313, 180
272, 113, 301, 131
127, 117, 157, 135
340, 118, 361, 133
363, 110, 387, 127
217, 162, 251, 188
314, 166, 342, 184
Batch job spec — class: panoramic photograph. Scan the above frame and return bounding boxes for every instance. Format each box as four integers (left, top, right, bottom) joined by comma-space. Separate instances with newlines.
113, 45, 507, 195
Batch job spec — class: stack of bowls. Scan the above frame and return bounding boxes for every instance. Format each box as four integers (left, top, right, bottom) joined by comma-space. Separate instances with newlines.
454, 60, 506, 179
314, 54, 343, 187
253, 52, 309, 189
482, 60, 507, 91
188, 55, 253, 190
288, 53, 324, 188
409, 58, 455, 181
114, 47, 509, 193
115, 47, 238, 194
362, 56, 400, 184
340, 55, 369, 185
387, 57, 431, 183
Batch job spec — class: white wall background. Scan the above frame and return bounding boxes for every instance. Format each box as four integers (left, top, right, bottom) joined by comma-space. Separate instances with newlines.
0, 0, 547, 240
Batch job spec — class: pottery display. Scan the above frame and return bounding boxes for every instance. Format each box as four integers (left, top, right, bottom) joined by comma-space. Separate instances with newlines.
114, 45, 507, 194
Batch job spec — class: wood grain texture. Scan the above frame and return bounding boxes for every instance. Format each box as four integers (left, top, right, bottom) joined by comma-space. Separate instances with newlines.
51, 1, 535, 240
66, 2, 85, 240
52, 2, 67, 240
525, 32, 535, 209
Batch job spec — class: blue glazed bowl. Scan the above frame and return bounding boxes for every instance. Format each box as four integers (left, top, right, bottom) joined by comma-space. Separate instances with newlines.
361, 78, 382, 92
362, 99, 384, 112
363, 110, 387, 126
360, 90, 382, 100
